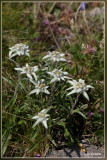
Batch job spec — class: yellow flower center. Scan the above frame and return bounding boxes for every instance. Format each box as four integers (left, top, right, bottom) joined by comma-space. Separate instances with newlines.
54, 52, 57, 56
27, 67, 31, 71
76, 83, 81, 88
56, 71, 60, 75
41, 113, 45, 117
16, 44, 22, 49
76, 82, 84, 88
40, 84, 44, 88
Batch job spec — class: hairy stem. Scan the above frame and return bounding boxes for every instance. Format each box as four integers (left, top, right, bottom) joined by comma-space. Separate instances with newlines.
49, 82, 56, 104
40, 92, 43, 109
27, 79, 31, 106
44, 129, 48, 157
18, 56, 21, 81
3, 110, 34, 121
70, 93, 81, 113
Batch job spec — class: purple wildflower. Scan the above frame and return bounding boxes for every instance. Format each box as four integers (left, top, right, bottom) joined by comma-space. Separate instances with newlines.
43, 19, 49, 25
87, 45, 96, 53
35, 37, 41, 42
99, 109, 104, 113
34, 154, 40, 158
87, 112, 93, 118
60, 4, 66, 9
50, 15, 55, 20
79, 2, 86, 11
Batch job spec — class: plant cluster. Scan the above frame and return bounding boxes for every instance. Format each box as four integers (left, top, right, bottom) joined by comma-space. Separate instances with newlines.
4, 42, 95, 156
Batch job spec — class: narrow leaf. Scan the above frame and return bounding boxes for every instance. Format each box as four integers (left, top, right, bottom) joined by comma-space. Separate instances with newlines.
47, 134, 57, 147
27, 136, 45, 153
2, 76, 16, 87
72, 109, 87, 119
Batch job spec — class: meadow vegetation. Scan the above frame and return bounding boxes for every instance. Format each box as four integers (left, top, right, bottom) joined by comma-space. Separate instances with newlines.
2, 2, 104, 157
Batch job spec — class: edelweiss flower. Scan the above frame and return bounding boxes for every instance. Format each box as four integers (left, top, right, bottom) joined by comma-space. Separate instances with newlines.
32, 109, 50, 129
81, 43, 86, 50
9, 43, 30, 58
70, 18, 74, 26
29, 79, 50, 95
15, 63, 38, 80
43, 51, 66, 62
67, 79, 94, 101
47, 69, 71, 83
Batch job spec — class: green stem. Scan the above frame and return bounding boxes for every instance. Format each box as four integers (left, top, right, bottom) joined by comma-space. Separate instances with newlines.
54, 61, 58, 68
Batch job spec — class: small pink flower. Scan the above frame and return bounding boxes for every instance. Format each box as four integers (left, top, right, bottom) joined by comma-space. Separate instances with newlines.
87, 112, 93, 118
87, 45, 96, 53
60, 4, 66, 9
43, 19, 49, 25
99, 109, 104, 113
82, 44, 96, 54
34, 153, 40, 158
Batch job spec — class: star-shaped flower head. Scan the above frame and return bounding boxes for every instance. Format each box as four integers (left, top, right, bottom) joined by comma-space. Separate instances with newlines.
29, 79, 50, 95
32, 109, 50, 129
14, 63, 38, 80
47, 69, 71, 83
9, 43, 30, 58
70, 18, 75, 26
43, 51, 66, 62
66, 79, 94, 101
